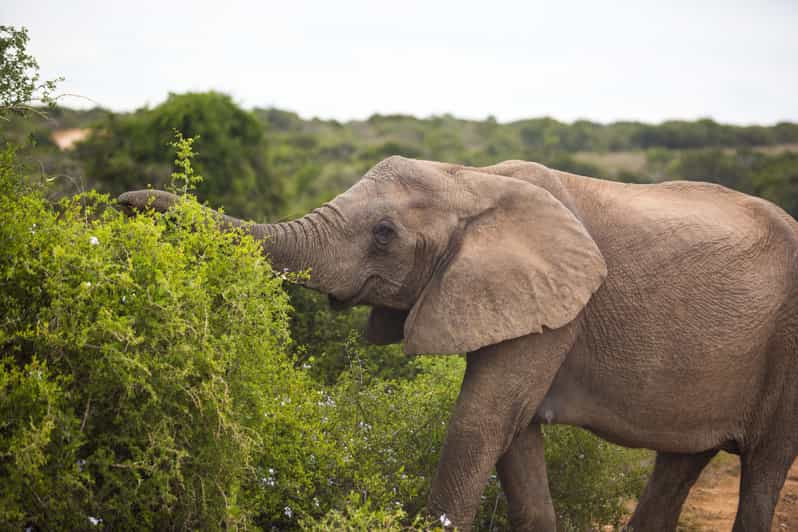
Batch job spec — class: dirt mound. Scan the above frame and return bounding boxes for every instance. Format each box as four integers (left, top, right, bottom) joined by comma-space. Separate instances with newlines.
678, 454, 798, 531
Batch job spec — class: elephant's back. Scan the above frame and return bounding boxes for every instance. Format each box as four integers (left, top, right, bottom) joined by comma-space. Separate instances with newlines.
573, 177, 797, 280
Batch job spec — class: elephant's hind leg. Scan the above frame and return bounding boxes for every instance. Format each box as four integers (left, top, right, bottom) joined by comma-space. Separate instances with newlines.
496, 423, 556, 531
626, 450, 718, 532
732, 327, 798, 531
732, 441, 796, 531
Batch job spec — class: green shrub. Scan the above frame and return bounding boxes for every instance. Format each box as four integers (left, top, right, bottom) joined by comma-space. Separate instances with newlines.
301, 492, 439, 531
544, 426, 649, 530
0, 143, 296, 529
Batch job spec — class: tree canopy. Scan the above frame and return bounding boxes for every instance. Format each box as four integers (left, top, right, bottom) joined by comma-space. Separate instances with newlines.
76, 92, 284, 220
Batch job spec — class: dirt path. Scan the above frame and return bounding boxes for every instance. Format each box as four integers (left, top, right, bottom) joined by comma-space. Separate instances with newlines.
678, 454, 798, 531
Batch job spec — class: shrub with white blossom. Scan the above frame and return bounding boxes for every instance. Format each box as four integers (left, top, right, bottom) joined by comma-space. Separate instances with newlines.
0, 142, 297, 528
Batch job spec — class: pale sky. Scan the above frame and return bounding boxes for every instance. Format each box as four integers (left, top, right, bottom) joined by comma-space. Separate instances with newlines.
4, 0, 797, 124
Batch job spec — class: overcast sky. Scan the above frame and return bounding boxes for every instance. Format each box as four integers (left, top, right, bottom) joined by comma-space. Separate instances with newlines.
4, 0, 797, 124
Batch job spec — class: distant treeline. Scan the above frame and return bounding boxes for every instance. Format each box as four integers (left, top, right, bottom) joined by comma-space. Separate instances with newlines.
4, 92, 798, 222
264, 107, 798, 151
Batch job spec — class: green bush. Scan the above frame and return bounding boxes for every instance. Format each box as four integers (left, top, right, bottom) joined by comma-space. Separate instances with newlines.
544, 427, 649, 530
0, 143, 297, 529
287, 287, 418, 385
301, 492, 438, 531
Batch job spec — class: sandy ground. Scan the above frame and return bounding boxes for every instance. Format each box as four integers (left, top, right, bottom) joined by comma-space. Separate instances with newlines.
677, 454, 798, 531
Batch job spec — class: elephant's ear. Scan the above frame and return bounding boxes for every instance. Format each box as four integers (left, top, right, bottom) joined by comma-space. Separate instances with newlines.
403, 170, 606, 355
366, 307, 408, 345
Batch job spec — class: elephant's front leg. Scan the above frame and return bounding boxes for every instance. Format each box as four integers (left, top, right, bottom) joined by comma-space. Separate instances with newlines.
428, 324, 577, 530
497, 423, 556, 531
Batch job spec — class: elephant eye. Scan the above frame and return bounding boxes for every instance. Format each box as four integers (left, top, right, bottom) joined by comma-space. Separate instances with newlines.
373, 221, 396, 246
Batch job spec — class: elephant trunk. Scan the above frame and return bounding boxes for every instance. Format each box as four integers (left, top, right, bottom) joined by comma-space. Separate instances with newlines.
253, 215, 338, 291
117, 190, 337, 291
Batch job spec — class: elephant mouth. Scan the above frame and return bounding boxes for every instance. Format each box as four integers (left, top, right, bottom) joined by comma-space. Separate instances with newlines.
327, 276, 380, 311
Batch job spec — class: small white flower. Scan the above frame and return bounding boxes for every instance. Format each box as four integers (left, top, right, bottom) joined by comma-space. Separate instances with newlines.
440, 513, 452, 527
77, 459, 86, 471
121, 295, 126, 304
260, 467, 277, 486
88, 516, 102, 526
317, 395, 335, 407
89, 235, 100, 246
284, 506, 293, 519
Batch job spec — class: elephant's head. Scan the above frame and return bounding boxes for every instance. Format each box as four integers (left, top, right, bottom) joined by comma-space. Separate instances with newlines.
119, 156, 606, 355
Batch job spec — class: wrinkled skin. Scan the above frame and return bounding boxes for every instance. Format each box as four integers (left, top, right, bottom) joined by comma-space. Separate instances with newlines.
120, 157, 798, 531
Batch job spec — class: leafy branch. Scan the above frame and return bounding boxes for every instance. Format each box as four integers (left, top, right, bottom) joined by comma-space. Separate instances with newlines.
0, 25, 64, 120
167, 131, 203, 195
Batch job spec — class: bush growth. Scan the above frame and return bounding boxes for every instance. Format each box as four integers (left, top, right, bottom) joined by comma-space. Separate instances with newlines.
0, 142, 297, 528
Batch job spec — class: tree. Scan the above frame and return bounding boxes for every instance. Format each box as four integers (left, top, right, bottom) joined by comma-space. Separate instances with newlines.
78, 92, 284, 220
0, 26, 62, 120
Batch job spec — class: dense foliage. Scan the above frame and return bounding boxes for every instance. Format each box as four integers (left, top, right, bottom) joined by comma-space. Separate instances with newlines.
0, 145, 297, 528
75, 92, 284, 220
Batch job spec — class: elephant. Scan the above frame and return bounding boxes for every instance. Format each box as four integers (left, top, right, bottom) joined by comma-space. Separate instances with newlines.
119, 156, 798, 531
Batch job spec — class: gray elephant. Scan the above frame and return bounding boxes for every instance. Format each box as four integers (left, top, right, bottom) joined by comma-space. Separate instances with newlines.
120, 156, 798, 531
